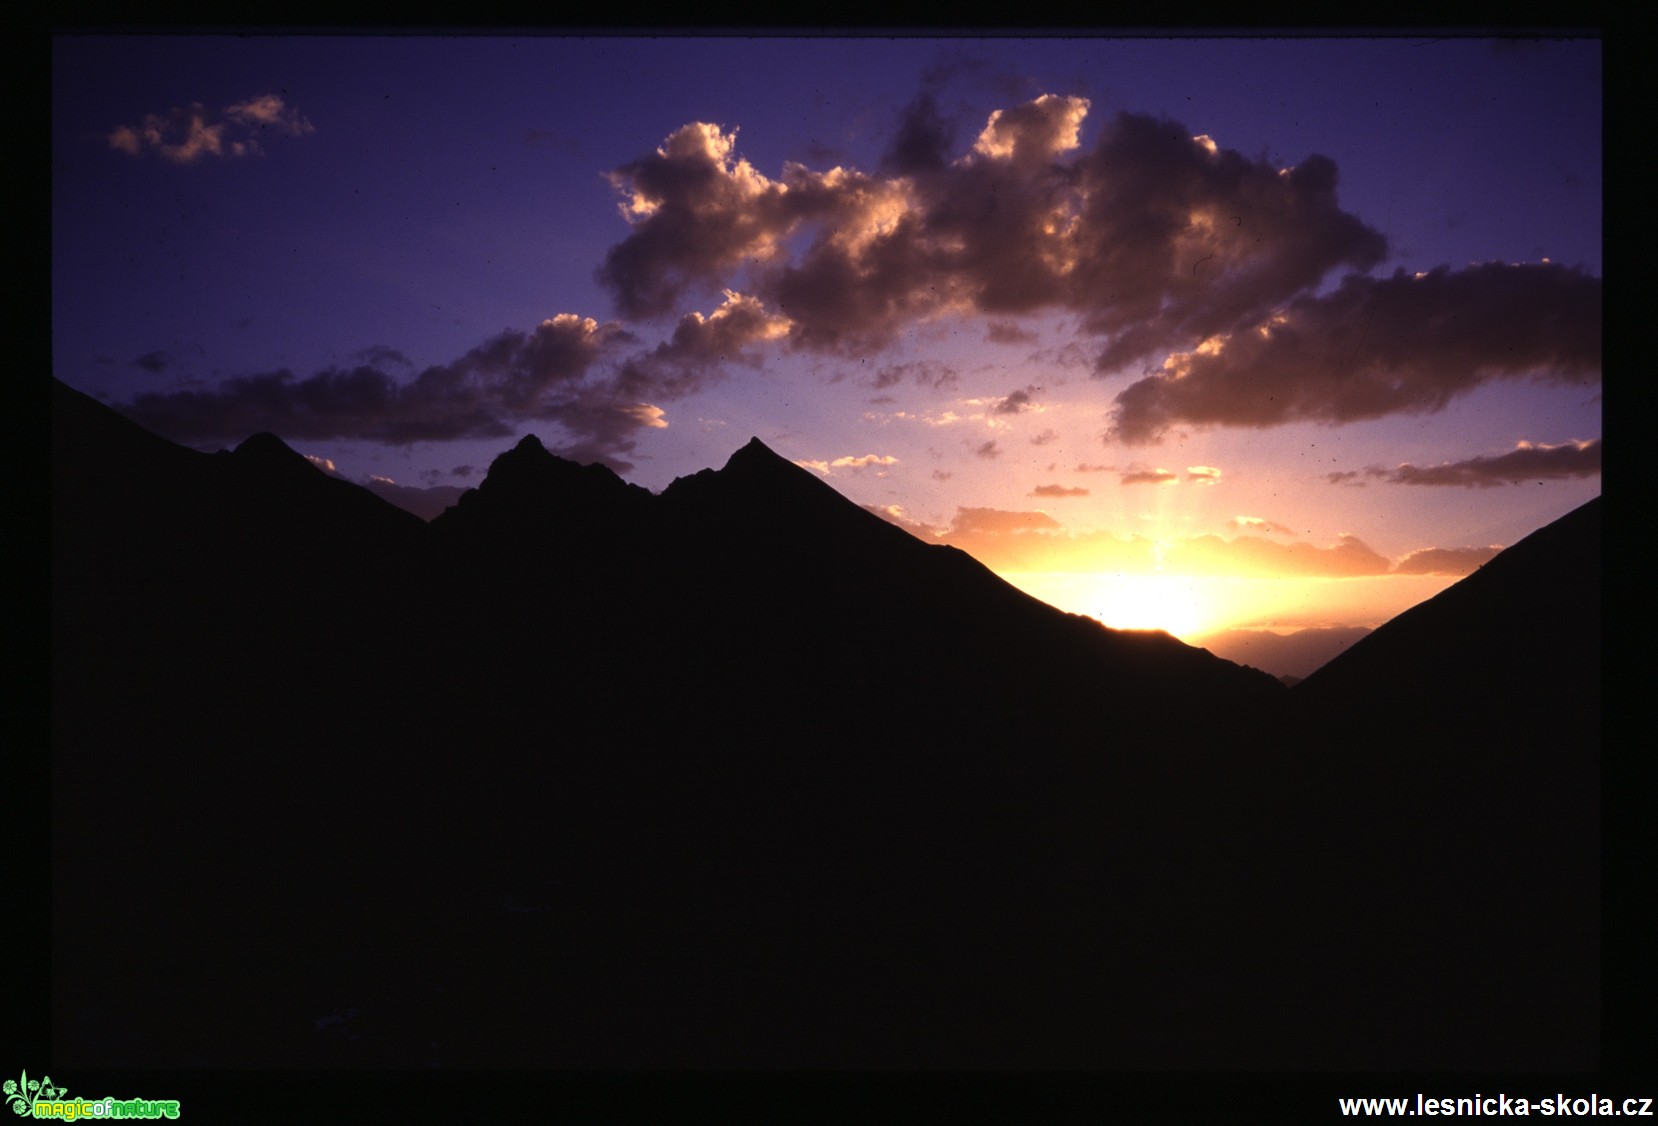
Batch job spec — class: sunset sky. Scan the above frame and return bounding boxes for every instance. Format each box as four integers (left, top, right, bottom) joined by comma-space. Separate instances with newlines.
51, 34, 1602, 639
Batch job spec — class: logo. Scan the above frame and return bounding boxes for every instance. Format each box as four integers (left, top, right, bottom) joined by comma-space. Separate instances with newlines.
5, 1071, 180, 1120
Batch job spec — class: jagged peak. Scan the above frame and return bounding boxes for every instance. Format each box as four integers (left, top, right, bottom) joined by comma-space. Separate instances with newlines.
513, 433, 548, 454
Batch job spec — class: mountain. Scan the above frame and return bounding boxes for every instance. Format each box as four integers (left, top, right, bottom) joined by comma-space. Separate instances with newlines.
49, 378, 1598, 1072
1190, 624, 1372, 680
1293, 496, 1600, 751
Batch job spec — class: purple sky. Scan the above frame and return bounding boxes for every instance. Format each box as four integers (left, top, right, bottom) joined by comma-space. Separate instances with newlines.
52, 34, 1601, 637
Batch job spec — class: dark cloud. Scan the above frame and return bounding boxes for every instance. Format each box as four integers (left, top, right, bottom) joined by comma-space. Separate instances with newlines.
121, 314, 658, 468
1369, 438, 1600, 487
450, 464, 475, 479
1392, 545, 1503, 575
133, 351, 169, 374
1031, 484, 1089, 497
881, 91, 957, 175
1121, 468, 1178, 486
1030, 429, 1058, 446
1326, 470, 1364, 486
992, 387, 1038, 414
596, 97, 1387, 364
870, 359, 959, 390
986, 319, 1038, 345
350, 345, 414, 371
973, 439, 1001, 459
1109, 262, 1601, 443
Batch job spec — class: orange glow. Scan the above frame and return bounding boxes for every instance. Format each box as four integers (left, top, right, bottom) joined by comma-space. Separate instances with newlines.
999, 571, 1464, 642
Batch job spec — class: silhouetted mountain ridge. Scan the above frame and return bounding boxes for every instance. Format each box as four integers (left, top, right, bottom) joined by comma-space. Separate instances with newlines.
50, 377, 1599, 1072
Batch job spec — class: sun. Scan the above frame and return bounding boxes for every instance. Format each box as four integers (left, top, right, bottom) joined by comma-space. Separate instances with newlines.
999, 571, 1214, 639
1084, 573, 1208, 638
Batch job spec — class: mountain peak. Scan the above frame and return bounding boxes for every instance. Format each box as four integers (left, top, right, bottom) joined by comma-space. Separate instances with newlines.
513, 434, 548, 455
232, 431, 316, 474
723, 436, 788, 472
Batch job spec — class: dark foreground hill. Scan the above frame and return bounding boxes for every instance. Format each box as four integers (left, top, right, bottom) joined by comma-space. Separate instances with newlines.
50, 379, 1598, 1071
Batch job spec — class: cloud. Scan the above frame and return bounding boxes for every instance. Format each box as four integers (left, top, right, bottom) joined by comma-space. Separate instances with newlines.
870, 359, 959, 390
108, 94, 314, 164
861, 503, 943, 539
1232, 516, 1295, 536
1367, 438, 1601, 487
796, 453, 900, 476
1029, 429, 1058, 446
1186, 465, 1222, 485
614, 289, 791, 401
1163, 533, 1392, 578
1109, 263, 1601, 443
303, 453, 338, 474
132, 351, 169, 374
120, 313, 661, 468
1031, 484, 1089, 497
1392, 545, 1503, 575
595, 96, 1387, 362
973, 439, 1002, 459
947, 507, 1062, 535
992, 387, 1039, 414
986, 319, 1038, 345
1121, 467, 1179, 486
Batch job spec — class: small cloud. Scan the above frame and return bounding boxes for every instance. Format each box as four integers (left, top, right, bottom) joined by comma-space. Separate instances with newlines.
973, 439, 1002, 459
303, 453, 338, 475
795, 453, 899, 476
992, 386, 1040, 414
1185, 465, 1221, 485
1232, 516, 1294, 536
1031, 484, 1089, 497
108, 93, 315, 164
1120, 467, 1179, 486
132, 351, 169, 374
986, 319, 1039, 345
1029, 428, 1058, 446
450, 464, 474, 478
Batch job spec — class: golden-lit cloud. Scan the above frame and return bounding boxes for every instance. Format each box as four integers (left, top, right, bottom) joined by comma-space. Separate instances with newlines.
796, 453, 900, 476
596, 95, 1388, 363
1121, 467, 1179, 486
108, 94, 314, 163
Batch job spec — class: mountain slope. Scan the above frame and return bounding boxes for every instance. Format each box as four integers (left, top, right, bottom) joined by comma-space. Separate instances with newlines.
1294, 496, 1600, 750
